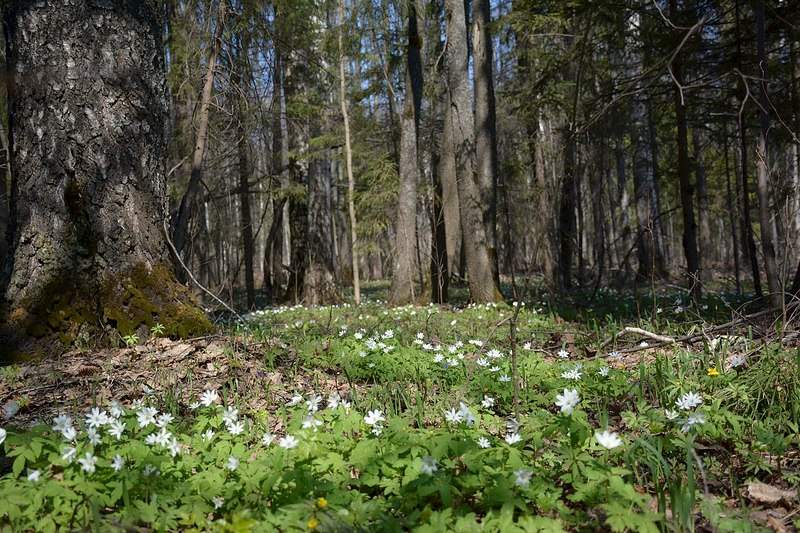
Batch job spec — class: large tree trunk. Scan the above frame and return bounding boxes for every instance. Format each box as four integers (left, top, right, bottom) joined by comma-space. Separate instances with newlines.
1, 0, 210, 354
390, 0, 424, 305
443, 0, 501, 302
472, 0, 499, 284
755, 0, 781, 308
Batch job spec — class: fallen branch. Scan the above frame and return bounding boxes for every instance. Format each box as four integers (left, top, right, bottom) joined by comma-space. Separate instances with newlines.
598, 301, 800, 356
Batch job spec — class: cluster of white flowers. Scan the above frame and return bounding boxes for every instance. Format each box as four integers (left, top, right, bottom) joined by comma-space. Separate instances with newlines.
561, 365, 583, 381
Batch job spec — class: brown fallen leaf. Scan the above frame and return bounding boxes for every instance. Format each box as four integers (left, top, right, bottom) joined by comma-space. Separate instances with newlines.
746, 481, 797, 504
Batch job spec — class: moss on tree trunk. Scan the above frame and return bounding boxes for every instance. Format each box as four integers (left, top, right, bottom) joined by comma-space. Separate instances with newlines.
0, 0, 211, 358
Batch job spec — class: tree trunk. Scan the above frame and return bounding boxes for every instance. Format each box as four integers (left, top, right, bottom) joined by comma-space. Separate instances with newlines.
723, 122, 742, 295
443, 0, 501, 302
1, 0, 210, 354
233, 36, 255, 309
171, 0, 226, 259
692, 127, 711, 281
559, 129, 578, 289
304, 152, 339, 305
755, 0, 781, 308
735, 0, 762, 297
472, 0, 499, 284
669, 0, 701, 299
390, 0, 424, 305
338, 0, 361, 305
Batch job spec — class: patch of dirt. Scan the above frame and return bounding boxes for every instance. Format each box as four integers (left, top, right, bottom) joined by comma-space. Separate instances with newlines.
0, 336, 359, 427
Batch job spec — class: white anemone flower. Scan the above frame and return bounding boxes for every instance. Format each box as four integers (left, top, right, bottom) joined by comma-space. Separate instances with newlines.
595, 430, 623, 449
555, 388, 580, 415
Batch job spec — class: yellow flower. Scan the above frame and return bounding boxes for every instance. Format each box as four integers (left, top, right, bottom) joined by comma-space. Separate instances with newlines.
307, 517, 320, 530
707, 367, 719, 377
316, 497, 328, 509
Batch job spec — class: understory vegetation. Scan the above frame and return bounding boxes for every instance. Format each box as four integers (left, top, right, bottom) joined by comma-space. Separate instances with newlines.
0, 286, 798, 531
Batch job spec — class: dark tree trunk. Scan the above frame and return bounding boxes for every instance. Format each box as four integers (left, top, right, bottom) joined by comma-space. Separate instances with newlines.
233, 36, 255, 309
692, 127, 711, 281
304, 152, 338, 305
1, 0, 210, 354
559, 129, 578, 289
735, 0, 762, 297
723, 123, 742, 295
669, 0, 700, 299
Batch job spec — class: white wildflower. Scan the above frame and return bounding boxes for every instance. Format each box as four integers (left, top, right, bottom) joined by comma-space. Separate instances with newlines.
78, 452, 97, 474
595, 430, 623, 449
675, 392, 703, 411
200, 389, 219, 407
112, 455, 125, 471
278, 435, 299, 449
555, 388, 580, 415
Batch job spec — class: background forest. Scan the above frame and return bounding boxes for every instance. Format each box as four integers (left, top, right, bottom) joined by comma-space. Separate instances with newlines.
1, 1, 800, 531
2, 0, 796, 312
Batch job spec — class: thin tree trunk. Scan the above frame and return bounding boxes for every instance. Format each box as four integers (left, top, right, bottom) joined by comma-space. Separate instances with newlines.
724, 122, 742, 295
338, 0, 361, 305
171, 0, 226, 258
755, 0, 781, 308
693, 127, 711, 281
669, 0, 700, 299
735, 0, 762, 297
234, 35, 255, 309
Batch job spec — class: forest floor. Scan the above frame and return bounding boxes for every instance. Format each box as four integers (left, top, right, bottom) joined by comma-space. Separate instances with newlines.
0, 284, 799, 531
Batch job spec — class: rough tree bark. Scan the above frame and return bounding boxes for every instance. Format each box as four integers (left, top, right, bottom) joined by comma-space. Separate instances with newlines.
1, 0, 210, 354
303, 152, 339, 305
472, 0, 499, 284
389, 0, 424, 305
443, 0, 502, 302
